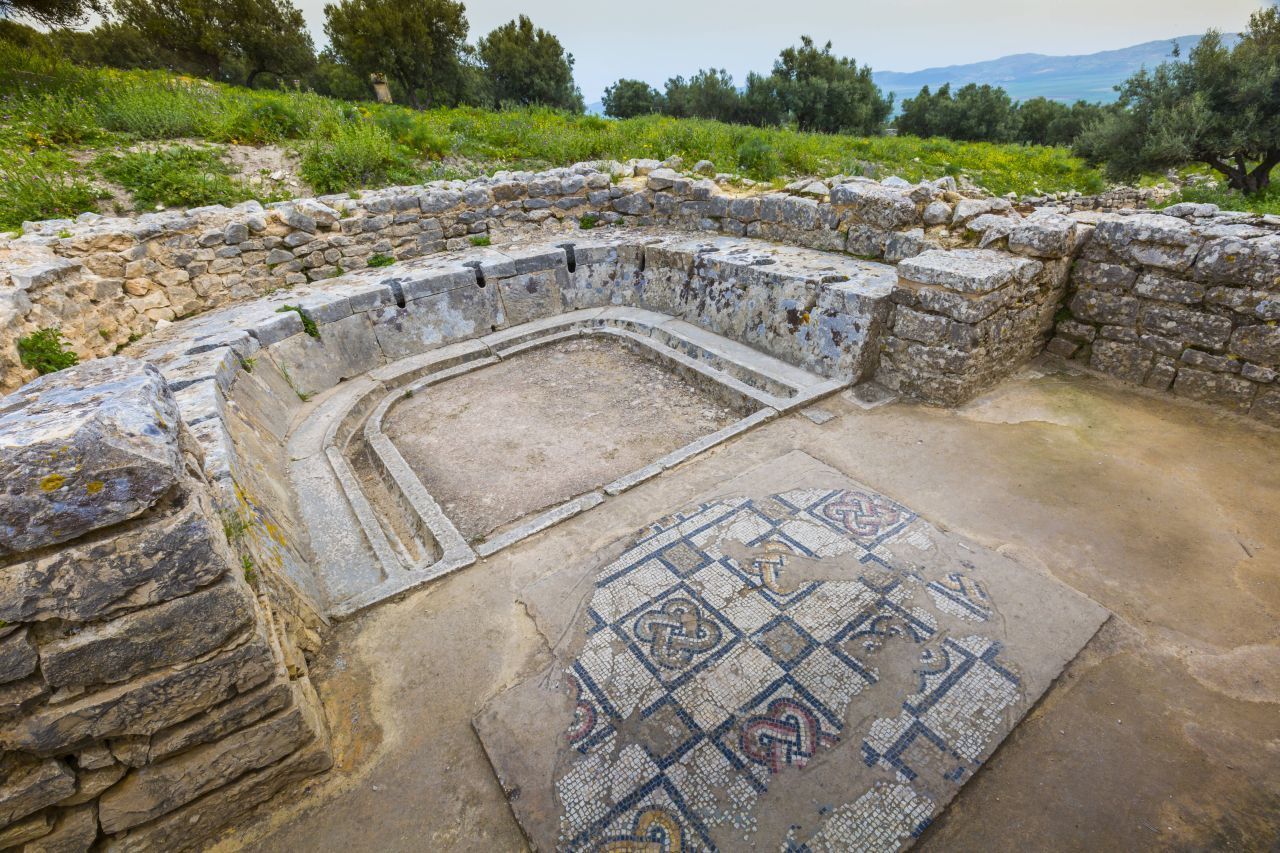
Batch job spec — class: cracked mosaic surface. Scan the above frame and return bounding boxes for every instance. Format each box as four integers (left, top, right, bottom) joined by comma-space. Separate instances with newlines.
475, 453, 1108, 853
552, 487, 1019, 852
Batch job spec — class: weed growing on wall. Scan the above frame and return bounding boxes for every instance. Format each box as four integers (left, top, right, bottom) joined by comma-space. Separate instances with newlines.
16, 327, 79, 374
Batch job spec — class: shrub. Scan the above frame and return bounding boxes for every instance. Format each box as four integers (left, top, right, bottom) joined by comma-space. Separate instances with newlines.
96, 146, 258, 210
212, 97, 307, 144
367, 252, 395, 267
299, 121, 419, 194
578, 212, 599, 229
13, 92, 103, 148
736, 135, 780, 181
17, 327, 79, 374
0, 150, 103, 230
469, 234, 491, 246
97, 82, 210, 139
371, 109, 450, 159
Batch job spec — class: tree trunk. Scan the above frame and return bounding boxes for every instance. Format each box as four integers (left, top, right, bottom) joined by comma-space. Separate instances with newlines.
1245, 151, 1279, 194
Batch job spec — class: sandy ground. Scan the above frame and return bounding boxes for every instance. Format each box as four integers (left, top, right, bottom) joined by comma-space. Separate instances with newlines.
211, 358, 1280, 852
381, 337, 742, 541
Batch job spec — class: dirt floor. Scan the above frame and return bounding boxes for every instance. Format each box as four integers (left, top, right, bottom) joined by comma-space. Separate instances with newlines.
381, 337, 743, 541
213, 358, 1280, 852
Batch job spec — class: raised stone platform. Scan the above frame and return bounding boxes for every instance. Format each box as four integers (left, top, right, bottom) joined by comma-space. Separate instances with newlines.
474, 451, 1107, 851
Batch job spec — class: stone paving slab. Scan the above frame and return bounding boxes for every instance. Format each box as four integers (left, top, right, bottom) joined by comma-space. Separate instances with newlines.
474, 450, 1108, 852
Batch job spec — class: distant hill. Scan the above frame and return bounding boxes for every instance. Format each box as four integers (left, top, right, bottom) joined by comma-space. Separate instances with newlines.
585, 33, 1241, 117
873, 34, 1241, 106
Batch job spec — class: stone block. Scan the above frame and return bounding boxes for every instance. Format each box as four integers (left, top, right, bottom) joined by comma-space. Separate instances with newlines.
1173, 368, 1257, 412
1072, 259, 1137, 292
494, 268, 567, 325
147, 673, 294, 763
98, 685, 322, 834
1133, 272, 1204, 304
1090, 339, 1153, 384
1070, 290, 1139, 326
268, 312, 385, 399
0, 761, 75, 828
25, 802, 96, 853
0, 491, 230, 625
898, 249, 1040, 295
101, 734, 331, 853
1008, 214, 1076, 258
0, 629, 37, 684
0, 810, 53, 847
829, 183, 919, 230
38, 575, 257, 690
1141, 304, 1233, 350
370, 281, 505, 361
0, 359, 183, 556
1193, 234, 1280, 288
1229, 324, 1280, 366
893, 307, 951, 345
0, 628, 275, 755
1250, 387, 1280, 426
1092, 214, 1202, 272
1144, 356, 1178, 391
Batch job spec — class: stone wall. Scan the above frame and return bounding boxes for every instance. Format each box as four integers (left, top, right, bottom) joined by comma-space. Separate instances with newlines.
0, 359, 330, 852
1, 160, 1075, 396
1048, 207, 1280, 427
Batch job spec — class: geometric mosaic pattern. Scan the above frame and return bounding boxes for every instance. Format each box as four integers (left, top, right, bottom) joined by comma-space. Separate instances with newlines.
553, 488, 1022, 852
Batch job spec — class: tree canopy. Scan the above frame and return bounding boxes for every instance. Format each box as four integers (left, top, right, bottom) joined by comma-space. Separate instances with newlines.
758, 36, 892, 134
602, 79, 663, 119
1075, 7, 1280, 194
110, 0, 314, 84
476, 15, 582, 111
323, 0, 469, 108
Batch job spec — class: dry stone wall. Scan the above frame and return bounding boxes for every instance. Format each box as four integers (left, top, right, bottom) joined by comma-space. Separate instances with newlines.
0, 359, 330, 852
1049, 206, 1280, 426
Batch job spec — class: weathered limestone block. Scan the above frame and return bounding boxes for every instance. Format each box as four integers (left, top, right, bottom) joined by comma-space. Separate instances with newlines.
1072, 259, 1137, 292
1193, 234, 1280, 288
268, 312, 385, 399
0, 359, 183, 556
1008, 214, 1076, 258
0, 809, 54, 846
1173, 367, 1257, 412
1085, 338, 1157, 384
1133, 272, 1205, 304
370, 282, 505, 361
25, 802, 97, 853
0, 490, 229, 624
0, 761, 76, 828
495, 268, 568, 325
98, 684, 323, 833
59, 763, 127, 806
146, 672, 294, 763
0, 628, 276, 755
0, 629, 37, 684
1091, 214, 1202, 272
1251, 386, 1280, 426
1141, 304, 1233, 350
898, 249, 1041, 295
38, 575, 257, 690
1229, 324, 1280, 366
102, 733, 331, 853
1070, 290, 1140, 326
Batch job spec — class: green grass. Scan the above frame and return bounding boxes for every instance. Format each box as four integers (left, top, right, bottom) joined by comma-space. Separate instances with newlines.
96, 146, 277, 210
21, 38, 1280, 227
1162, 181, 1280, 217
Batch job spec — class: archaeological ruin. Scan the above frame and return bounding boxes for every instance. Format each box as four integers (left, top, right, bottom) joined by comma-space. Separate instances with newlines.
0, 159, 1277, 850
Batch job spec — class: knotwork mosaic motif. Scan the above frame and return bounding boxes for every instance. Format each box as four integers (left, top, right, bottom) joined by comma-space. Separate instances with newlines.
475, 453, 1110, 853
552, 486, 1021, 851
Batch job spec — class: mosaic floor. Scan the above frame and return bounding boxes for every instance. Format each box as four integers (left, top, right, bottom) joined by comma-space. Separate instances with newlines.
475, 452, 1107, 852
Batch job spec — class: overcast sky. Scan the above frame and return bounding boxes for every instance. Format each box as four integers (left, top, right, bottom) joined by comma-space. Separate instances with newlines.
292, 0, 1265, 102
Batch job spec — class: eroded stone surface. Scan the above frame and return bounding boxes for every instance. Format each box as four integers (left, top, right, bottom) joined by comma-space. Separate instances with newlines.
0, 358, 183, 555
475, 451, 1107, 851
